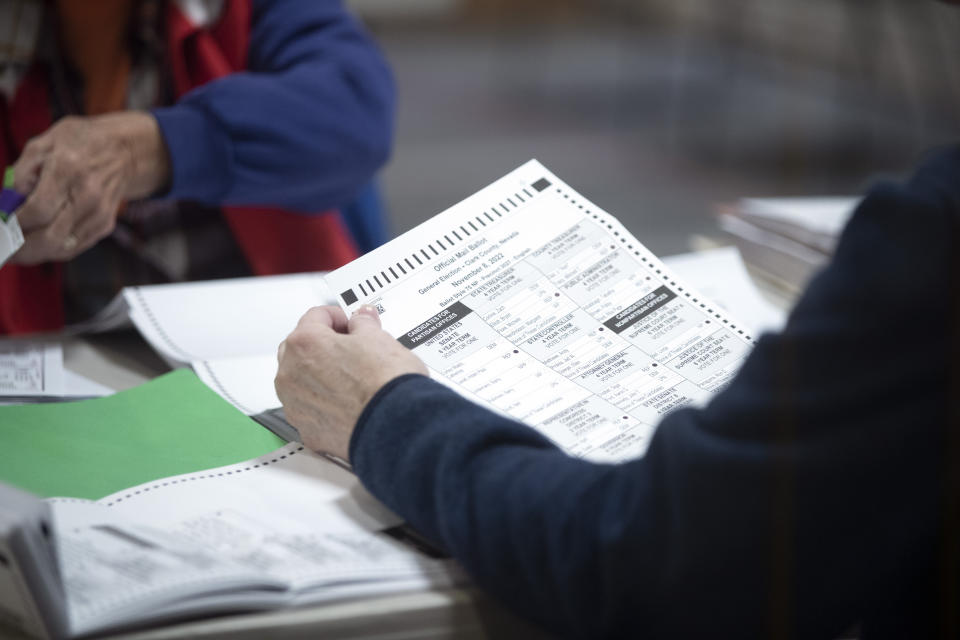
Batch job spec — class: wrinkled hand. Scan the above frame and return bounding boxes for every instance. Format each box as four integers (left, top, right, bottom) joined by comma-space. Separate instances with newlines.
11, 111, 170, 265
275, 305, 428, 461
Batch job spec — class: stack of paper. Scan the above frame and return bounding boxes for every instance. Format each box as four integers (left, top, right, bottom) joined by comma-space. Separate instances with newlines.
0, 343, 64, 402
718, 197, 859, 293
123, 273, 335, 415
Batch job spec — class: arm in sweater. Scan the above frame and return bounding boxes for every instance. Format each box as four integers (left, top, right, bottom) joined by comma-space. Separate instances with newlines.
350, 147, 960, 638
153, 0, 394, 212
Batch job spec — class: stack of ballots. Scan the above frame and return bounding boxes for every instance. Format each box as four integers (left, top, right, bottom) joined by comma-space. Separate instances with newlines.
717, 197, 860, 294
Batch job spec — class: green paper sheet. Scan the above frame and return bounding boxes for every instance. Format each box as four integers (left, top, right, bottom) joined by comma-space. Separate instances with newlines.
0, 370, 285, 500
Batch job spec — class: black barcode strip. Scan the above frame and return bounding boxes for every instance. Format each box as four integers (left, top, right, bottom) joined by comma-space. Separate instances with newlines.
354, 183, 552, 298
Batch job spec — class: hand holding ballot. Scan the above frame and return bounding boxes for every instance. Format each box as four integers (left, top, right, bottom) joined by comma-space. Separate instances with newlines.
10, 112, 170, 265
276, 305, 428, 460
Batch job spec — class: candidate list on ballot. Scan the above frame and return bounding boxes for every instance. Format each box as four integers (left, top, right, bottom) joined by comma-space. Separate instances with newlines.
326, 161, 755, 462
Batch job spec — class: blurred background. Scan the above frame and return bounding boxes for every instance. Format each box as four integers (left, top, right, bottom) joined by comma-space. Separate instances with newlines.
349, 0, 960, 256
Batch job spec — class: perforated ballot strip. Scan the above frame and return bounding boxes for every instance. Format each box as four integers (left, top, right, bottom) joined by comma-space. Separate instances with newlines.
326, 160, 755, 462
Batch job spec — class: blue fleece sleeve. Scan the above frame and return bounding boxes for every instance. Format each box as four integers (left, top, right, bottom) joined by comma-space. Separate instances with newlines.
152, 0, 394, 212
350, 147, 960, 638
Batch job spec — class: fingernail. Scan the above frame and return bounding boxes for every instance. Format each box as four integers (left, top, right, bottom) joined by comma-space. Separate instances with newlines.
354, 304, 378, 317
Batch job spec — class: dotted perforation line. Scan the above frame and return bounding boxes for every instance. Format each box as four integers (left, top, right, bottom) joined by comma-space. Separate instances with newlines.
555, 186, 755, 344
104, 446, 306, 507
131, 288, 198, 362
47, 497, 92, 505
196, 360, 255, 415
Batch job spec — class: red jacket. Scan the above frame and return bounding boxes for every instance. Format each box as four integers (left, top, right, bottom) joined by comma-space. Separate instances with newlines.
0, 0, 360, 334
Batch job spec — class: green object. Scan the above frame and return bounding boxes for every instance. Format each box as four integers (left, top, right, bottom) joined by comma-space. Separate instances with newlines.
0, 370, 285, 500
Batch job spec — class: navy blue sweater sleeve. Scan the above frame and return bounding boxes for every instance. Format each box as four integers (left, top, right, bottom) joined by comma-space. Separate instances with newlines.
152, 0, 394, 211
350, 147, 960, 639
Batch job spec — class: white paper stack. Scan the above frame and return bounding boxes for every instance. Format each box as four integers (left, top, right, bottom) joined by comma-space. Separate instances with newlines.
718, 197, 859, 293
123, 273, 334, 415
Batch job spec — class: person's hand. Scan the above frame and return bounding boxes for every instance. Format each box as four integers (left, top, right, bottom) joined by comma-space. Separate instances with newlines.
11, 111, 170, 265
275, 305, 429, 461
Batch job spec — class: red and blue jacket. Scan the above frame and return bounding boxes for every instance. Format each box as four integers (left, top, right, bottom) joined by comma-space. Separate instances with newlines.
0, 0, 394, 333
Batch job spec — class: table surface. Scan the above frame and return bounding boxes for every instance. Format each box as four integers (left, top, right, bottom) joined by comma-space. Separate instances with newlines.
53, 330, 549, 640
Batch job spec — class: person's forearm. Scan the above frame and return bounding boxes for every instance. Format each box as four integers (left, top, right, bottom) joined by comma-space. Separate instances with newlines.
350, 375, 666, 637
153, 0, 393, 211
116, 111, 170, 200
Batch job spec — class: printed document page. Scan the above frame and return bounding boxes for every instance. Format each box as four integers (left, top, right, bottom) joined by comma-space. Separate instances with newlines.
0, 342, 64, 398
123, 273, 333, 413
49, 443, 450, 636
124, 273, 333, 365
326, 161, 755, 462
